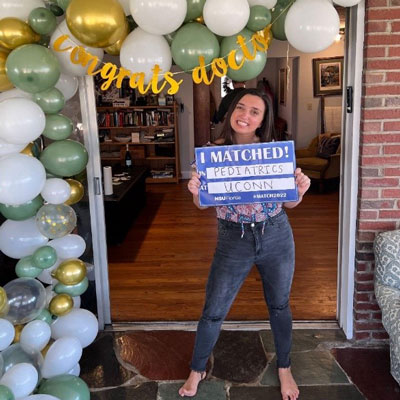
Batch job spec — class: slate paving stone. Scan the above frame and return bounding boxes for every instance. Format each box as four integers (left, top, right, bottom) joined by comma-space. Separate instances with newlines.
230, 385, 365, 400
116, 331, 195, 380
90, 382, 158, 400
212, 331, 267, 383
260, 329, 347, 353
158, 381, 226, 400
261, 351, 349, 386
80, 332, 136, 388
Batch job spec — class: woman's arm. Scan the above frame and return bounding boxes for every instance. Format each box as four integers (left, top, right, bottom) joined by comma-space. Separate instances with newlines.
284, 168, 311, 209
188, 171, 209, 210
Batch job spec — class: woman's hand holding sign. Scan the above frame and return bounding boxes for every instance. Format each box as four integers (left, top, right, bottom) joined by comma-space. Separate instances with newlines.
188, 171, 208, 210
284, 168, 311, 209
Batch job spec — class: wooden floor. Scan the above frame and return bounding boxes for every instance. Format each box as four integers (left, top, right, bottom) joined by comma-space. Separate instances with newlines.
108, 181, 339, 322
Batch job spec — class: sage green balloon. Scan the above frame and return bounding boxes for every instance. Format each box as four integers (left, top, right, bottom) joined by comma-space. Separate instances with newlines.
32, 245, 57, 269
33, 87, 65, 114
5, 44, 60, 93
220, 28, 267, 82
164, 31, 176, 45
40, 140, 88, 177
35, 308, 53, 325
55, 277, 89, 297
29, 7, 57, 35
0, 385, 14, 400
271, 4, 288, 41
184, 0, 206, 22
15, 256, 42, 278
42, 114, 73, 141
246, 6, 271, 32
0, 195, 43, 221
171, 22, 219, 71
57, 0, 71, 11
38, 374, 90, 400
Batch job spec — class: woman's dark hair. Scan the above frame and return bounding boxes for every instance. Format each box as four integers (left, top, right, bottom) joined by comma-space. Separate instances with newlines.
216, 88, 275, 145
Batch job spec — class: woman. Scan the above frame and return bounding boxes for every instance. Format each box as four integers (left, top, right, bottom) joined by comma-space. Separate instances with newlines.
180, 88, 310, 400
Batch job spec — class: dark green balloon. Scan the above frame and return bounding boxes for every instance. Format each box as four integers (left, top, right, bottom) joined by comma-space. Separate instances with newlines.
33, 87, 65, 114
0, 385, 14, 400
42, 114, 73, 141
171, 23, 219, 71
271, 4, 288, 41
38, 375, 90, 400
5, 44, 60, 93
40, 140, 88, 177
0, 195, 43, 221
32, 245, 57, 269
220, 28, 267, 82
35, 308, 53, 324
184, 0, 206, 22
247, 6, 272, 32
277, 0, 293, 6
126, 16, 137, 32
15, 256, 42, 278
29, 7, 57, 35
55, 277, 89, 297
49, 4, 64, 16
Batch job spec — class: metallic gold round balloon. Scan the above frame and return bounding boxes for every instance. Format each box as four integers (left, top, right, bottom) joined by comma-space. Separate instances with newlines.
104, 19, 129, 56
66, 0, 126, 48
52, 259, 86, 285
13, 324, 24, 343
0, 18, 40, 50
0, 287, 9, 317
49, 293, 73, 317
0, 50, 13, 91
20, 142, 35, 157
64, 179, 84, 206
195, 16, 205, 24
41, 340, 53, 358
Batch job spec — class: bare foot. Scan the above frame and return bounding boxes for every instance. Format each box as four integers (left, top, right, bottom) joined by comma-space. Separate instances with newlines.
278, 367, 299, 400
178, 370, 206, 397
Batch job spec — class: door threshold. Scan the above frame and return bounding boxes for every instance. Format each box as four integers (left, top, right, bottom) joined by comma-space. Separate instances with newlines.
108, 320, 339, 332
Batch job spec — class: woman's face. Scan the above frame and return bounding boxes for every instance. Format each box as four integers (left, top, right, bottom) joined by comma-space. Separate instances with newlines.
230, 94, 265, 136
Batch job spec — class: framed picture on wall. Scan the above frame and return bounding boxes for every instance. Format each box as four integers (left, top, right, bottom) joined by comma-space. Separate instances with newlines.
279, 68, 287, 106
312, 56, 344, 96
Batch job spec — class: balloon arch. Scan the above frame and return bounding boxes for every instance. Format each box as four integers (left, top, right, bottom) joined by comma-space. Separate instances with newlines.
0, 0, 361, 399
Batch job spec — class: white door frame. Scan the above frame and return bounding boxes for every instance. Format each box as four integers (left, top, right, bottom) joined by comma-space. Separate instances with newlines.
337, 2, 365, 339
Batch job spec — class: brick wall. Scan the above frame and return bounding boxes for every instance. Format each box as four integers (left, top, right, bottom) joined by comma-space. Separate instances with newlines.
355, 0, 400, 341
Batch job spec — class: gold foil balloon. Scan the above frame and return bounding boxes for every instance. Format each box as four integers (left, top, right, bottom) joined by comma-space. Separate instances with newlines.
66, 0, 126, 48
64, 179, 84, 206
0, 18, 40, 50
41, 339, 53, 357
195, 16, 205, 24
13, 324, 24, 343
52, 259, 86, 285
0, 50, 13, 91
104, 19, 129, 56
49, 293, 73, 317
0, 287, 9, 317
20, 142, 35, 157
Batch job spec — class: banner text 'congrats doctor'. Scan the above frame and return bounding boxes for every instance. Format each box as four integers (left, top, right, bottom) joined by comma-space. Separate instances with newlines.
195, 141, 298, 207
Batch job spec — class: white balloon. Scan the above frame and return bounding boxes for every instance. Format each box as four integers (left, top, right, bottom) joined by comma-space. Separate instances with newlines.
41, 336, 82, 379
0, 363, 38, 399
203, 0, 250, 36
333, 0, 361, 6
0, 217, 48, 259
50, 21, 104, 77
21, 396, 60, 400
0, 98, 45, 145
47, 235, 86, 260
41, 179, 71, 205
119, 0, 131, 15
20, 320, 51, 352
0, 319, 15, 351
67, 363, 80, 376
0, 89, 32, 103
0, 138, 26, 157
120, 28, 172, 84
0, 154, 46, 206
51, 308, 98, 348
129, 0, 187, 35
72, 296, 81, 309
285, 0, 340, 53
247, 0, 277, 9
0, 0, 45, 21
55, 74, 78, 101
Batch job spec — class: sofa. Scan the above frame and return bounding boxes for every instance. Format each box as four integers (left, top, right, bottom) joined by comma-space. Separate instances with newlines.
374, 230, 400, 385
295, 133, 341, 192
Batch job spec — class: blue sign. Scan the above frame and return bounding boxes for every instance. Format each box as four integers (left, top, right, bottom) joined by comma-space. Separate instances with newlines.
195, 141, 298, 207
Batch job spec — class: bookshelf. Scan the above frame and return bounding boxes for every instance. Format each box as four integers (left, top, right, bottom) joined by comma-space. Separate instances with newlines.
97, 103, 180, 183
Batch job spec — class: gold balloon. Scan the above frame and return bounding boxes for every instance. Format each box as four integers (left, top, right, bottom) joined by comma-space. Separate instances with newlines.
0, 287, 9, 317
13, 324, 24, 343
0, 50, 12, 91
66, 0, 126, 48
0, 18, 40, 50
41, 340, 54, 358
20, 142, 35, 157
49, 294, 73, 317
104, 20, 129, 56
195, 16, 205, 24
52, 259, 87, 285
64, 179, 84, 206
